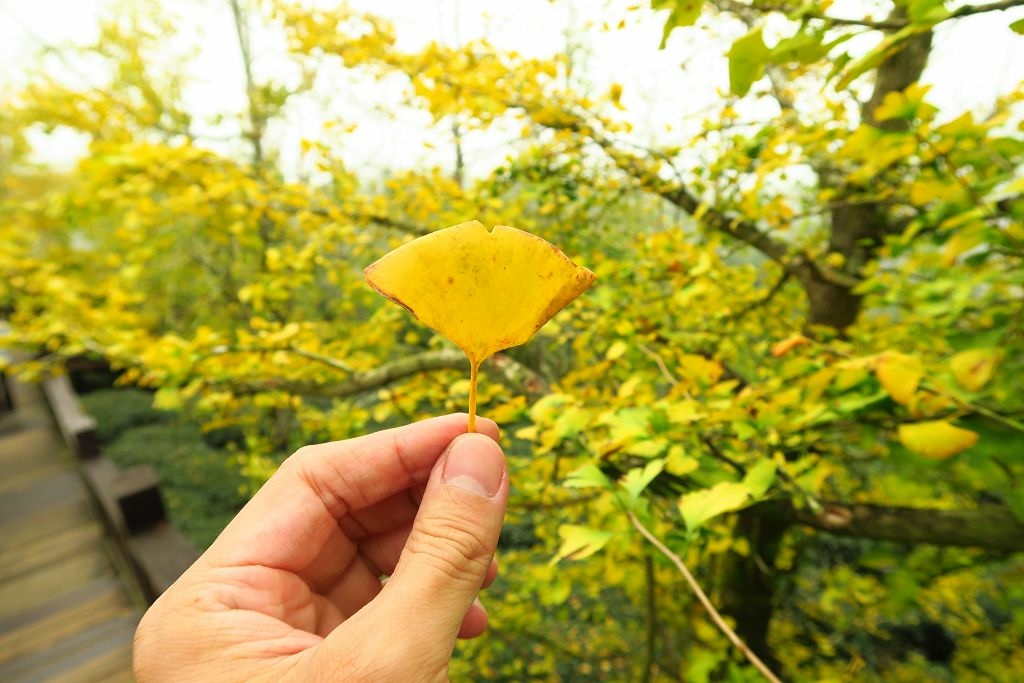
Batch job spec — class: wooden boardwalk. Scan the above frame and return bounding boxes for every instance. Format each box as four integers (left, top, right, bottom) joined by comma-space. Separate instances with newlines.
0, 378, 144, 682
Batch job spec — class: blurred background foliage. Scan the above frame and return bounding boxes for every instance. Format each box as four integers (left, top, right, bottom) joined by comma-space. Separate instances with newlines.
2, 0, 1024, 680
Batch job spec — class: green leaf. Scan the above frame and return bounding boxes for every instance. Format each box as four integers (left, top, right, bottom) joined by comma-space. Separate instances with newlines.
1006, 489, 1024, 525
833, 389, 888, 414
678, 481, 751, 530
620, 458, 667, 509
873, 83, 935, 123
835, 24, 932, 90
564, 463, 613, 490
883, 568, 922, 614
728, 27, 770, 96
743, 460, 777, 498
907, 0, 950, 23
625, 438, 668, 457
1012, 18, 1024, 34
550, 525, 615, 564
769, 28, 829, 65
654, 0, 706, 48
153, 386, 183, 410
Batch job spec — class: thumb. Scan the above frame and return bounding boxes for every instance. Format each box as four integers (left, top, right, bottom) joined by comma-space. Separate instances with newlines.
373, 432, 508, 652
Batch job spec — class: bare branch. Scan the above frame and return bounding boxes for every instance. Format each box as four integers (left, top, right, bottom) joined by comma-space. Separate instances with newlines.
286, 344, 355, 373
948, 0, 1024, 21
719, 0, 1024, 29
629, 512, 783, 683
225, 348, 466, 396
228, 0, 264, 165
223, 348, 549, 400
790, 501, 1024, 552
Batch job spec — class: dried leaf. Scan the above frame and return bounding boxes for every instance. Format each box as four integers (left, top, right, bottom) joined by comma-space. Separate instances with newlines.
365, 220, 595, 430
771, 334, 809, 357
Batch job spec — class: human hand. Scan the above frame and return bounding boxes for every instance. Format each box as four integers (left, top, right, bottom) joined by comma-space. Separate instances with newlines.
133, 414, 508, 682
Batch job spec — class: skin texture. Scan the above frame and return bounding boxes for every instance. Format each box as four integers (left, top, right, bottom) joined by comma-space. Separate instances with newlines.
133, 414, 508, 682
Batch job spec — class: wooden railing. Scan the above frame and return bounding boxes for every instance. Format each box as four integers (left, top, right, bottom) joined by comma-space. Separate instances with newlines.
41, 373, 200, 601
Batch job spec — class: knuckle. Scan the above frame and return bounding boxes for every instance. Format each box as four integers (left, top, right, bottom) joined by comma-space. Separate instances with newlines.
410, 509, 493, 584
280, 444, 316, 471
279, 445, 349, 517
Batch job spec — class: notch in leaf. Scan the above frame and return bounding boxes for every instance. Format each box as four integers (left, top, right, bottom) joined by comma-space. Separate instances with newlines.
365, 220, 596, 431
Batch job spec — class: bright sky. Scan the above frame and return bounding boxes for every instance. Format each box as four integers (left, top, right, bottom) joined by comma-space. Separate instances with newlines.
1, 0, 1022, 177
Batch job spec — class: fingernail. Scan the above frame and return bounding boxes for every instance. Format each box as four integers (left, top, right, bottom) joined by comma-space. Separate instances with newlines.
442, 434, 504, 498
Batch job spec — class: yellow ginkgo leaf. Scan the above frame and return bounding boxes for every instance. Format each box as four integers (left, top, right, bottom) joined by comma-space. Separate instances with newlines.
898, 420, 979, 460
875, 351, 923, 405
949, 348, 999, 392
365, 220, 595, 430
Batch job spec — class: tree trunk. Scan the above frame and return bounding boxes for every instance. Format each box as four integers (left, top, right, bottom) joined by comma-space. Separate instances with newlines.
810, 9, 933, 330
719, 507, 790, 669
760, 12, 937, 658
805, 275, 862, 330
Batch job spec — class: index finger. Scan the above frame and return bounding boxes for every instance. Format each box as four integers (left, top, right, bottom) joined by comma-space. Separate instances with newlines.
203, 414, 499, 574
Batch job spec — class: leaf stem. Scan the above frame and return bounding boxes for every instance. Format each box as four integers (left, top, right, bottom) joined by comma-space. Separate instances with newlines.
468, 360, 480, 432
628, 512, 783, 683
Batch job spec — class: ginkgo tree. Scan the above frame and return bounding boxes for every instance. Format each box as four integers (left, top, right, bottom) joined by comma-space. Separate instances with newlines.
2, 0, 1024, 679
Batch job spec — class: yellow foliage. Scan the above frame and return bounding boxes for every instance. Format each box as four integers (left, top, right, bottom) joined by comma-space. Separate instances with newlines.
898, 420, 979, 459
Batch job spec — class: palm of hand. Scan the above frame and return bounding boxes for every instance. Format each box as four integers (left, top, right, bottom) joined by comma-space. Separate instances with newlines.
133, 416, 502, 683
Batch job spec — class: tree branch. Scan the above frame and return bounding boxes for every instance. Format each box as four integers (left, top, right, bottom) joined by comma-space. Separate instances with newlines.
948, 0, 1024, 21
228, 0, 264, 165
596, 131, 804, 272
225, 348, 549, 400
790, 501, 1024, 552
347, 211, 431, 236
726, 0, 1024, 29
629, 512, 783, 683
272, 203, 431, 236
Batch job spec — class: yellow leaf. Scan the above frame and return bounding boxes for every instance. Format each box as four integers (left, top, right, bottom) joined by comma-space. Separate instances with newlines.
665, 400, 703, 424
898, 421, 979, 460
365, 220, 595, 430
489, 396, 527, 423
875, 351, 923, 405
550, 525, 615, 564
950, 348, 999, 392
677, 354, 723, 386
666, 444, 699, 476
678, 481, 751, 530
606, 340, 628, 360
907, 392, 955, 419
618, 376, 642, 398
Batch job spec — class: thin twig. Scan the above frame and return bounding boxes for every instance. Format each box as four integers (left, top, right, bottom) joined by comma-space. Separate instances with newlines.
637, 342, 682, 390
287, 344, 355, 373
723, 0, 1024, 29
628, 512, 783, 683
